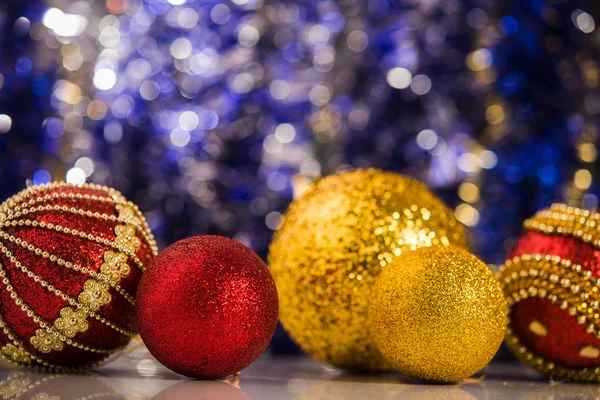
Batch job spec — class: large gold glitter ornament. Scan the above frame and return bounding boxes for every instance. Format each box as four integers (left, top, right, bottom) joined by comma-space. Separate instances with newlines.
268, 169, 467, 371
369, 246, 507, 382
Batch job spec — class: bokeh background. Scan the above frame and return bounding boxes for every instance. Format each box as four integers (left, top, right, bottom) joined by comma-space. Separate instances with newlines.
0, 0, 599, 355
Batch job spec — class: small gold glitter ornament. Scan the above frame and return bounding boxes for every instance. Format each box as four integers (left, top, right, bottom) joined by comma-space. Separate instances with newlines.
268, 169, 467, 371
369, 246, 507, 382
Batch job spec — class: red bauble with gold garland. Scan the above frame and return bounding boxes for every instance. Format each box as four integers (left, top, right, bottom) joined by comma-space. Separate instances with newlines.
498, 203, 600, 381
0, 182, 157, 370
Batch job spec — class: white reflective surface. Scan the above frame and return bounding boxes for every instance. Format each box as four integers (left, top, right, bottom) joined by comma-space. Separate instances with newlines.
0, 351, 598, 399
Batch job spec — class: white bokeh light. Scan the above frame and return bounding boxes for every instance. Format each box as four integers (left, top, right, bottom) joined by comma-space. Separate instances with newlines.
179, 111, 199, 131
573, 10, 596, 33
93, 69, 117, 90
0, 114, 12, 134
66, 167, 86, 185
42, 8, 87, 37
411, 74, 432, 95
387, 68, 412, 89
170, 38, 193, 60
416, 129, 438, 150
74, 157, 95, 177
42, 8, 64, 30
274, 123, 296, 143
170, 128, 191, 147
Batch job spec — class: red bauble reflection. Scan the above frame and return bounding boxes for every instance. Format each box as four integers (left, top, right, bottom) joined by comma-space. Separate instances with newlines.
152, 380, 253, 400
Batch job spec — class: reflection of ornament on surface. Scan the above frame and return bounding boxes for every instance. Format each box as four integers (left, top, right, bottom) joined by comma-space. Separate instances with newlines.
0, 373, 61, 399
269, 168, 467, 371
152, 380, 253, 400
31, 393, 59, 400
293, 375, 477, 400
1, 343, 32, 365
369, 246, 507, 382
520, 382, 600, 400
0, 182, 156, 370
0, 374, 33, 398
498, 204, 600, 381
0, 370, 127, 400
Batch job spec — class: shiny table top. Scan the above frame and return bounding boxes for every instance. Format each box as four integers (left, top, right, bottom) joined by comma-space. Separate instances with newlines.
0, 350, 599, 399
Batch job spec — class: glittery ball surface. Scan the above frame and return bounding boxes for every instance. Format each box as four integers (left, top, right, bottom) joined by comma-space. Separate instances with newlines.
0, 182, 157, 370
499, 204, 600, 381
136, 235, 279, 379
268, 169, 467, 371
369, 246, 507, 382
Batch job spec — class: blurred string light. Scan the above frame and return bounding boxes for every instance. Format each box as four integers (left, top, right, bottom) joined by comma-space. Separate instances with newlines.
32, 0, 101, 191
33, 0, 320, 252
0, 114, 12, 133
3, 0, 598, 268
0, 1, 59, 193
42, 7, 87, 37
466, 1, 600, 262
282, 0, 505, 209
258, 0, 597, 265
305, 1, 500, 240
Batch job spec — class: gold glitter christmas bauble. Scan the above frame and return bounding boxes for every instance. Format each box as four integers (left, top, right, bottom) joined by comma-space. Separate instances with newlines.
369, 246, 507, 382
268, 169, 467, 371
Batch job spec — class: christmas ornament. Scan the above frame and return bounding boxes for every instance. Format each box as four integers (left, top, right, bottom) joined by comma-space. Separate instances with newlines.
296, 379, 476, 400
498, 203, 600, 381
268, 168, 467, 371
0, 182, 157, 370
137, 235, 278, 379
369, 246, 507, 382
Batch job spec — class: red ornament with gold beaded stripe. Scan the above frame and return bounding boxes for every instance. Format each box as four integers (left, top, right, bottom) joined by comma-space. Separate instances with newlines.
0, 182, 157, 370
498, 203, 600, 381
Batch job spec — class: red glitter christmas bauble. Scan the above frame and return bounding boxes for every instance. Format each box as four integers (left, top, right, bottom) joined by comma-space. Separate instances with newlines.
136, 235, 279, 379
498, 203, 600, 381
0, 182, 157, 370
